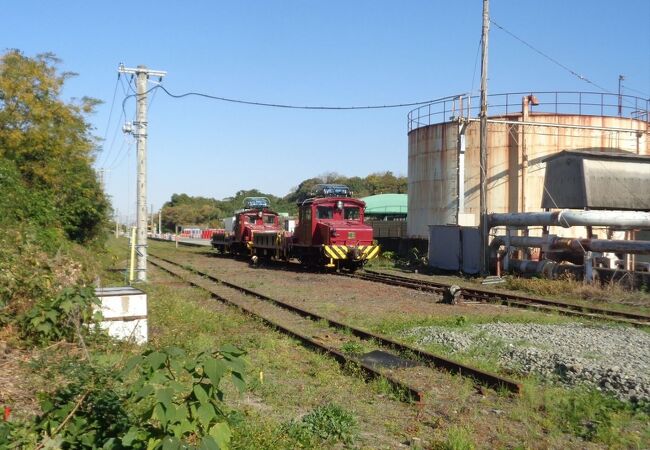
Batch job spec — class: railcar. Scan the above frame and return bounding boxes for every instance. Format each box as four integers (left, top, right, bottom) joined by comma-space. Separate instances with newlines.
291, 184, 380, 271
211, 197, 283, 256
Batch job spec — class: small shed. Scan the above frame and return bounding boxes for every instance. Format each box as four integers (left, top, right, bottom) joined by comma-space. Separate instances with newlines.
541, 150, 650, 211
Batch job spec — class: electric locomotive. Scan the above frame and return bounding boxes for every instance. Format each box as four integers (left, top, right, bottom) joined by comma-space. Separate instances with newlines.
291, 184, 379, 271
211, 197, 282, 256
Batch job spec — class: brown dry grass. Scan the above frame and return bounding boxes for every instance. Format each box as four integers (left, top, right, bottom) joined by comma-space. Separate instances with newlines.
502, 275, 650, 309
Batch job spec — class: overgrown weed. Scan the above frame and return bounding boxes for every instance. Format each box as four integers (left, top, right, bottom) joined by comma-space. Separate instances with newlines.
502, 274, 650, 308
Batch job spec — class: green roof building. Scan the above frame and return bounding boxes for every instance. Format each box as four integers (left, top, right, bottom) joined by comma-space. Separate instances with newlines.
361, 194, 407, 220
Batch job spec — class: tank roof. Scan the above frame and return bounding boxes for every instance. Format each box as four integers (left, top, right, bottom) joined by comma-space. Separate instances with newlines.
542, 149, 650, 163
360, 194, 408, 215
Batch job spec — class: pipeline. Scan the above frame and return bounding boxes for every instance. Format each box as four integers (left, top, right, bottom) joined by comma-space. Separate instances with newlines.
488, 210, 650, 229
502, 235, 650, 255
490, 234, 650, 281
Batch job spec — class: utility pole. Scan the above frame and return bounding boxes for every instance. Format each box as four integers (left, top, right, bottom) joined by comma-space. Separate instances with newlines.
115, 209, 119, 238
150, 204, 154, 235
118, 64, 166, 282
97, 168, 109, 191
158, 209, 162, 236
618, 74, 625, 116
479, 0, 490, 275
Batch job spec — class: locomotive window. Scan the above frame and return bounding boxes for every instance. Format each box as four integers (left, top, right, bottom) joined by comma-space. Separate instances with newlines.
263, 215, 275, 224
247, 215, 256, 223
317, 206, 334, 219
344, 207, 360, 220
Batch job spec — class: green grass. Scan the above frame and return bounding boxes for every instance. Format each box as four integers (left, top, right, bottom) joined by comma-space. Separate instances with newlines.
434, 425, 475, 450
283, 403, 358, 447
103, 237, 650, 448
369, 312, 573, 337
369, 309, 650, 448
514, 379, 650, 448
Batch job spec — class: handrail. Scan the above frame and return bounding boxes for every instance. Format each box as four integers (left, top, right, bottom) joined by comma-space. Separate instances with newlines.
407, 91, 650, 132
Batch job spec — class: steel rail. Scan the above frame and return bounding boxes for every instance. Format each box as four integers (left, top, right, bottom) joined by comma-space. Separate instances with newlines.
148, 254, 423, 402
359, 270, 650, 327
148, 253, 522, 395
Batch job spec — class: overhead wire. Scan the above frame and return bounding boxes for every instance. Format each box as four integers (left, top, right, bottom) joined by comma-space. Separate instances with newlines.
108, 135, 135, 170
97, 75, 120, 168
470, 36, 482, 95
622, 84, 650, 98
154, 84, 459, 110
108, 100, 136, 170
99, 75, 134, 169
490, 19, 612, 94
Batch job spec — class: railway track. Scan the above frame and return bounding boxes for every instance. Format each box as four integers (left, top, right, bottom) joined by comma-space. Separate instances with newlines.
147, 252, 522, 401
354, 270, 650, 327
154, 239, 649, 326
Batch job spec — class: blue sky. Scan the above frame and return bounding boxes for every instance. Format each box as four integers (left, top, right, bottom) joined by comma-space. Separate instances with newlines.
3, 1, 649, 223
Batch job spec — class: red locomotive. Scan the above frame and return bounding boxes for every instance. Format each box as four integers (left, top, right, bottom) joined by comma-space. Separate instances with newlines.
211, 185, 379, 271
211, 197, 283, 255
291, 184, 379, 271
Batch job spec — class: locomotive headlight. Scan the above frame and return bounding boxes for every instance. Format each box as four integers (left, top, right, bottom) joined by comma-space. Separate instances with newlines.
336, 200, 343, 210
330, 228, 339, 237
258, 211, 263, 218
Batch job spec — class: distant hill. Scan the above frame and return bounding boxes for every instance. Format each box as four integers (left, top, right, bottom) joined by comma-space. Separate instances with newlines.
161, 171, 406, 230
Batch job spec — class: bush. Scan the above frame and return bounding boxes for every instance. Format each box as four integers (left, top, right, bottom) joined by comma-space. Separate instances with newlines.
284, 403, 358, 447
18, 285, 100, 345
119, 345, 247, 449
0, 345, 247, 449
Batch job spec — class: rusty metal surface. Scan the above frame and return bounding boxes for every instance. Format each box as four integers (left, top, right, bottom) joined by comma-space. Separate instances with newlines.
407, 92, 650, 239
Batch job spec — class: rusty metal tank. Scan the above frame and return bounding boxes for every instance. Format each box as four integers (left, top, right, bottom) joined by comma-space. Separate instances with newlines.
407, 92, 650, 238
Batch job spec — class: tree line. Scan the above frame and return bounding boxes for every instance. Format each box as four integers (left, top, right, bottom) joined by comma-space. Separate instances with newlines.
161, 171, 406, 230
0, 50, 109, 245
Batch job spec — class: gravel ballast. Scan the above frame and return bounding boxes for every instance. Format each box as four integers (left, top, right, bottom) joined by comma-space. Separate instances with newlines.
403, 322, 650, 402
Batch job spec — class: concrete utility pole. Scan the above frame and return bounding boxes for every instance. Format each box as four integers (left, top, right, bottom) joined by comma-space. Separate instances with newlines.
118, 64, 166, 282
115, 209, 119, 238
479, 0, 490, 275
158, 210, 162, 235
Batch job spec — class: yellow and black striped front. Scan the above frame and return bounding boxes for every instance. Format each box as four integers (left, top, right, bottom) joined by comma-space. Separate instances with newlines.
323, 245, 349, 260
355, 245, 380, 261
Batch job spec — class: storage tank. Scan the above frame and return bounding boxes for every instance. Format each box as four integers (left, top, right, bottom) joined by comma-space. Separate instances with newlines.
407, 92, 650, 238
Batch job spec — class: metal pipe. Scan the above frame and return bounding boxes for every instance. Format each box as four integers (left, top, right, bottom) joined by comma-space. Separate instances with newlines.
585, 239, 650, 254
507, 258, 581, 278
494, 235, 650, 255
489, 210, 650, 229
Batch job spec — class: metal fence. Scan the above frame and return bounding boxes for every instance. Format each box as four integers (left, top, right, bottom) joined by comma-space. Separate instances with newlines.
407, 91, 650, 132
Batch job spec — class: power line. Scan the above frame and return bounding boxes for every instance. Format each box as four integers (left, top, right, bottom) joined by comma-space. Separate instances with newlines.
121, 85, 158, 117
100, 106, 126, 169
470, 36, 482, 95
622, 84, 650, 98
97, 75, 120, 167
108, 135, 135, 170
490, 19, 611, 94
154, 84, 459, 110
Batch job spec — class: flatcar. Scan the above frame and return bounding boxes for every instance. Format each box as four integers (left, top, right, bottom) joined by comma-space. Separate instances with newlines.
211, 197, 282, 256
291, 184, 379, 271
